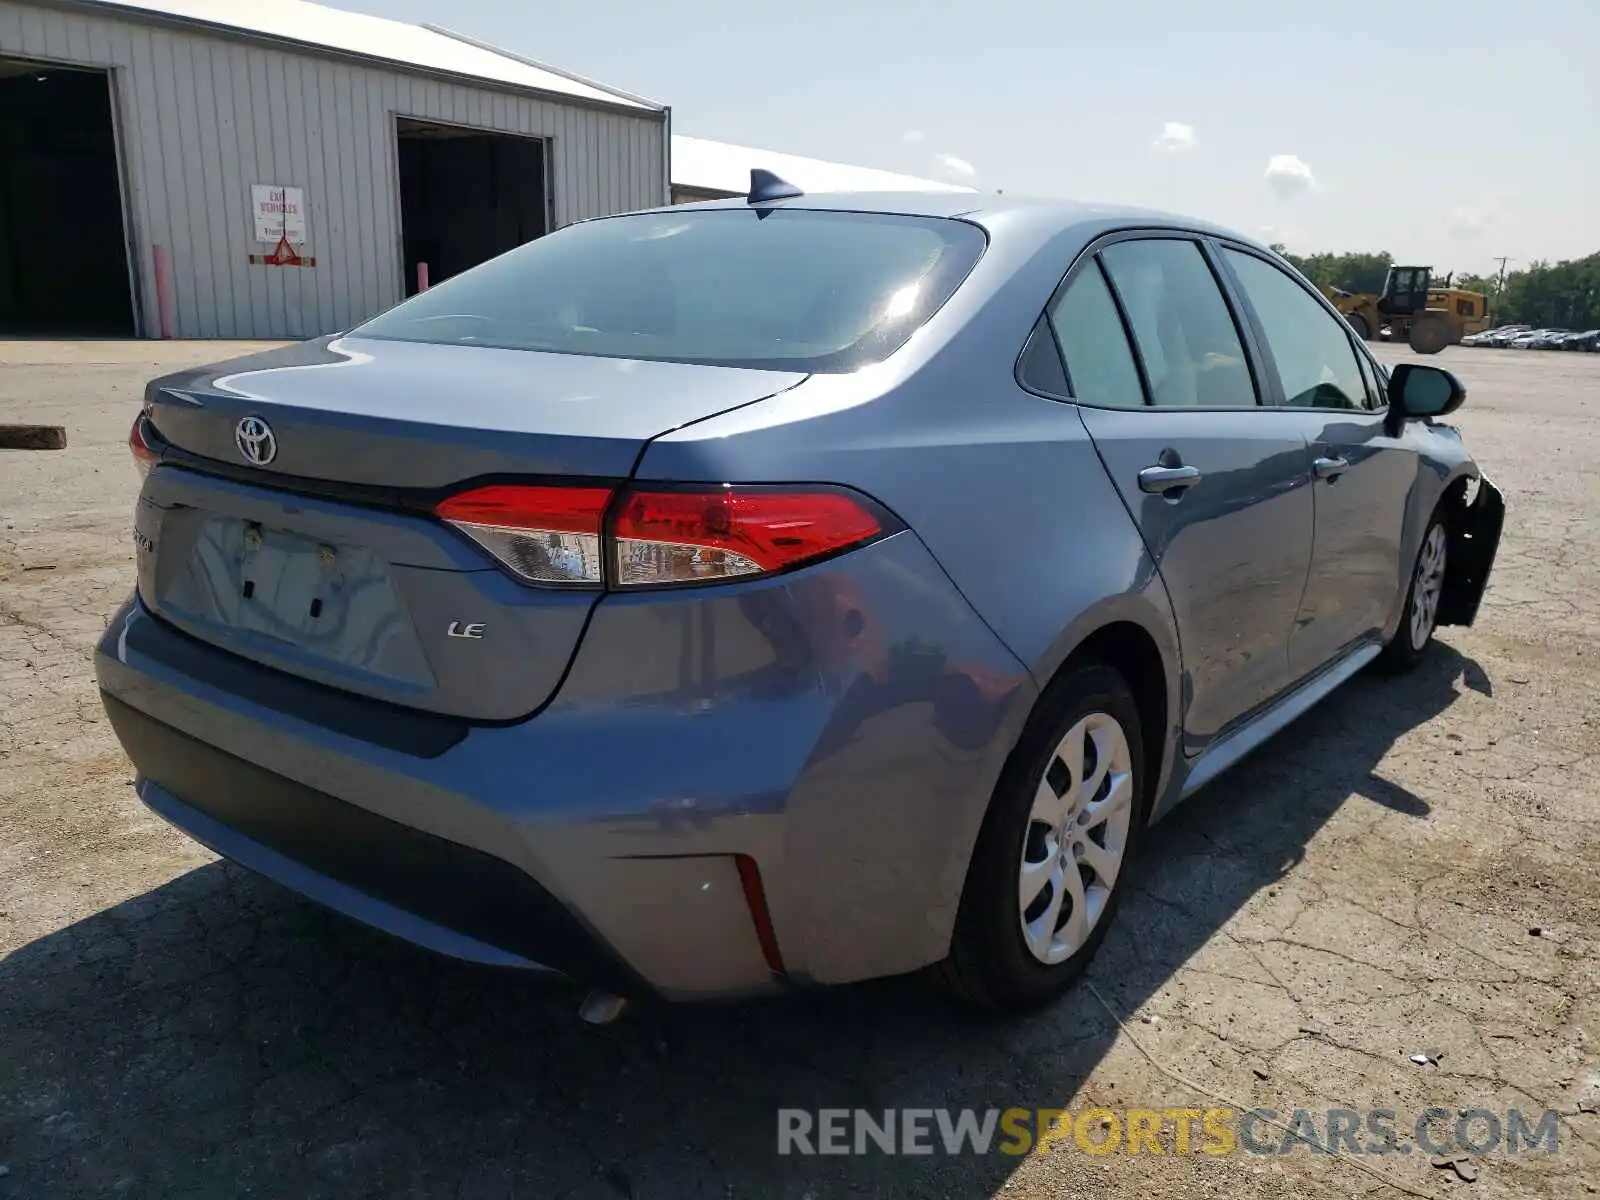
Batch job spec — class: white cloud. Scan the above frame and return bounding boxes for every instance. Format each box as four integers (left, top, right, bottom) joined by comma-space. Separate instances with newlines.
1152, 121, 1197, 153
1448, 204, 1498, 236
933, 152, 976, 180
900, 129, 926, 145
1264, 154, 1316, 197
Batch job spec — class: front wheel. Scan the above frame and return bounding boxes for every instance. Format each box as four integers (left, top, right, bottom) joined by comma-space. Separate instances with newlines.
1408, 314, 1453, 355
935, 663, 1145, 1010
1379, 517, 1448, 672
1346, 312, 1371, 341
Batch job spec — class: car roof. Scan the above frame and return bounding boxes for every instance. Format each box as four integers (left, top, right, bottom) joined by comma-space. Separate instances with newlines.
642, 190, 1264, 250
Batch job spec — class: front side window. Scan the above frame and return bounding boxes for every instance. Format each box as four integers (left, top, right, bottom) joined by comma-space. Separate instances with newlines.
1224, 249, 1368, 410
1099, 239, 1257, 407
1355, 348, 1387, 411
355, 209, 986, 373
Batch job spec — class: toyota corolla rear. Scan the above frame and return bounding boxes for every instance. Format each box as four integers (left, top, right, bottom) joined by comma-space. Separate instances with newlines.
95, 200, 1034, 1000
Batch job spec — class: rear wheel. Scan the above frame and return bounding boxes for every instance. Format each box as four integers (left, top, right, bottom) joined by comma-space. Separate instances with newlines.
1345, 312, 1371, 341
1408, 314, 1453, 355
936, 663, 1145, 1010
1379, 517, 1448, 672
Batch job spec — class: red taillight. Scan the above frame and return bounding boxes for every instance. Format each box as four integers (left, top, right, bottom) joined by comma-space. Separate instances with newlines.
611, 487, 884, 587
434, 483, 888, 589
434, 485, 611, 586
129, 411, 158, 479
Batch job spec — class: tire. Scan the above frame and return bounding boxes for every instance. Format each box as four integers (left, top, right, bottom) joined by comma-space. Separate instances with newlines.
1379, 515, 1448, 673
935, 662, 1147, 1011
1408, 314, 1453, 355
1345, 312, 1371, 341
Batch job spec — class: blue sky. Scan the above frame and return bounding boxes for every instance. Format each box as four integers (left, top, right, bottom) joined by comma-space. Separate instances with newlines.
347, 0, 1596, 275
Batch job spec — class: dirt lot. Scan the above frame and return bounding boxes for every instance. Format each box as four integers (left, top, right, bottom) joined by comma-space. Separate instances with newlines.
2, 340, 1597, 1200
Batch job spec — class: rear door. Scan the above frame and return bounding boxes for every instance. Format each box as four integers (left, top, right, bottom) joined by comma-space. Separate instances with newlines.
1054, 235, 1315, 750
1216, 245, 1418, 681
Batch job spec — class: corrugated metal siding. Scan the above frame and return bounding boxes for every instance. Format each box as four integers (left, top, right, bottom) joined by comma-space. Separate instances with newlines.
0, 1, 666, 338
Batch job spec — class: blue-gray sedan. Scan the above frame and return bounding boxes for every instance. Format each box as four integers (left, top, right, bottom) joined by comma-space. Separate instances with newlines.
98, 181, 1504, 1012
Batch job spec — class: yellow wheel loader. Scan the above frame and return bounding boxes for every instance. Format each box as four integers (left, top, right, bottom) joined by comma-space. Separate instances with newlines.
1323, 267, 1490, 354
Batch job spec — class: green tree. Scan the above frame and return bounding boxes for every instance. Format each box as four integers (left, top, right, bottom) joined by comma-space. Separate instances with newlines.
1270, 248, 1394, 293
1496, 254, 1600, 328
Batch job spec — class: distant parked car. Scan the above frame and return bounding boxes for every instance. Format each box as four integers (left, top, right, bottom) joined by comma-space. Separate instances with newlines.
1512, 329, 1569, 349
1556, 330, 1600, 351
1470, 325, 1529, 348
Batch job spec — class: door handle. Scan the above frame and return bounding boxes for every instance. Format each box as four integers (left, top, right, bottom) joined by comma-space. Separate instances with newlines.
1137, 465, 1203, 494
1313, 456, 1350, 481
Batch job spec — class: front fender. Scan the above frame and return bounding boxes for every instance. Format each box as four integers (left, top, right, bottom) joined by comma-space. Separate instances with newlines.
1438, 474, 1506, 627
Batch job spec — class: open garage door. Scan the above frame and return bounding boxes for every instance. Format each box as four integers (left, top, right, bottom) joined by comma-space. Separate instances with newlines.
0, 58, 134, 336
396, 118, 548, 297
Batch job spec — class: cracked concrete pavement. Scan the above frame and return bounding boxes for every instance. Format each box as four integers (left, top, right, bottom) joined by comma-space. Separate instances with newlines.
2, 340, 1597, 1199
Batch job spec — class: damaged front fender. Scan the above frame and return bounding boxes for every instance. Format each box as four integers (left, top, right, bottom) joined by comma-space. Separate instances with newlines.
1437, 474, 1505, 628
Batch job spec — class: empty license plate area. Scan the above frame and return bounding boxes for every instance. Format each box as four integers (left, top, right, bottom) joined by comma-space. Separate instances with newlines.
157, 512, 436, 688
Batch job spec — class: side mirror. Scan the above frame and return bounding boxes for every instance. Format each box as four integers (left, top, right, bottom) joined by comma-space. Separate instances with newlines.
1389, 362, 1465, 420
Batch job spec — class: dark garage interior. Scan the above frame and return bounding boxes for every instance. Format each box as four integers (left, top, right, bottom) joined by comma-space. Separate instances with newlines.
0, 58, 134, 336
396, 118, 547, 297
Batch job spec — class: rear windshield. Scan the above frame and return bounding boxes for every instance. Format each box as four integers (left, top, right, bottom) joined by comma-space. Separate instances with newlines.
353, 208, 985, 372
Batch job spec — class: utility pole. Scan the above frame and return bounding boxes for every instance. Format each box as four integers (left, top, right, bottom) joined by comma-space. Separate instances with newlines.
1488, 256, 1515, 323
1492, 256, 1515, 295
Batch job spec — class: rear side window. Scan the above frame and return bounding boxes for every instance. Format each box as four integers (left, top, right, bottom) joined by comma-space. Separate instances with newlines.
1224, 249, 1368, 410
1100, 240, 1257, 407
1018, 318, 1070, 395
353, 209, 985, 373
1047, 262, 1145, 409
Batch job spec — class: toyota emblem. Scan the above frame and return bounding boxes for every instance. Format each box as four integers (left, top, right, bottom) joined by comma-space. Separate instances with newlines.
235, 415, 277, 466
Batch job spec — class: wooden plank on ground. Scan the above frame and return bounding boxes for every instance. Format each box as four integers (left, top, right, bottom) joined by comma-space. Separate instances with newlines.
0, 425, 67, 450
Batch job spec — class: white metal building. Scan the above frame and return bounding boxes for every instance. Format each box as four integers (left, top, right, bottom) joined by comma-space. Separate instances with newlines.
0, 0, 667, 339
669, 134, 976, 205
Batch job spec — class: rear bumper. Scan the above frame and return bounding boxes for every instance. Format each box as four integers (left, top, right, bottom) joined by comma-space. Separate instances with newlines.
96, 531, 1035, 1000
105, 694, 639, 986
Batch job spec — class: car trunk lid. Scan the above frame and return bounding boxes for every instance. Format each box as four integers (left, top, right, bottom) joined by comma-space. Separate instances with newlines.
135, 336, 806, 721
145, 335, 806, 486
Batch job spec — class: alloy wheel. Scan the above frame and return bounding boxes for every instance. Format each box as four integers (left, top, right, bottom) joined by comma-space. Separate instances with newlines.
1018, 712, 1135, 965
1410, 523, 1448, 651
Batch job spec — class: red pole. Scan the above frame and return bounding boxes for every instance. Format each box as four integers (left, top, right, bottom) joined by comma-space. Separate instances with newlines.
416, 261, 430, 293
152, 245, 176, 339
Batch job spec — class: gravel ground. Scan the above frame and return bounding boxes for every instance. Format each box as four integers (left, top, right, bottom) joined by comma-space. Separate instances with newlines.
2, 340, 1597, 1200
